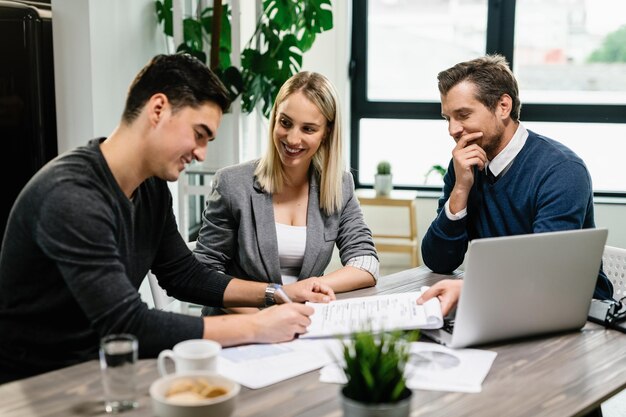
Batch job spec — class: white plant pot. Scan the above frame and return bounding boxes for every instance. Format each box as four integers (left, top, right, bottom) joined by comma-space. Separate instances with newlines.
374, 174, 393, 196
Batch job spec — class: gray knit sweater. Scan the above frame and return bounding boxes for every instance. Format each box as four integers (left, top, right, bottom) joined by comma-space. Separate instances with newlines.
0, 138, 231, 383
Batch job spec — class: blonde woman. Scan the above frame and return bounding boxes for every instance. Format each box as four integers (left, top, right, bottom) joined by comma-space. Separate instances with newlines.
194, 72, 379, 314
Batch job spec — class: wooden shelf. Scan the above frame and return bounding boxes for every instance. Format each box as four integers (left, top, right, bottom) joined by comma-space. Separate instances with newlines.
356, 189, 420, 267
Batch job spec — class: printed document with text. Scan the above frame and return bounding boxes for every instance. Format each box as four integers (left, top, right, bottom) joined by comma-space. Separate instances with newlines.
301, 289, 443, 338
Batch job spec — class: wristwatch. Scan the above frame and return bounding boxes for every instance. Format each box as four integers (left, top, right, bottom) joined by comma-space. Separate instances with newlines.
264, 283, 282, 307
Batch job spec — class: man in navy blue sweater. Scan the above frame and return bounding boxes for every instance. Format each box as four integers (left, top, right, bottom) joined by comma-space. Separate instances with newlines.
418, 54, 613, 316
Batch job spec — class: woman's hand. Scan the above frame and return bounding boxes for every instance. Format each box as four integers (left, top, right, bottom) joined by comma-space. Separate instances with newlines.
283, 278, 336, 303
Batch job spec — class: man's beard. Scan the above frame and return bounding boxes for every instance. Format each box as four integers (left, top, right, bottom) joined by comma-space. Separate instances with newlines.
481, 128, 504, 160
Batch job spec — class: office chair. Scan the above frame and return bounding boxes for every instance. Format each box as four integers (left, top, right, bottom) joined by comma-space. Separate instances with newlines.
602, 245, 626, 299
147, 271, 176, 311
147, 241, 197, 313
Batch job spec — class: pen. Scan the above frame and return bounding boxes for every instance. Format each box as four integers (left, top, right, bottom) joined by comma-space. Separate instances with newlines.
275, 286, 293, 304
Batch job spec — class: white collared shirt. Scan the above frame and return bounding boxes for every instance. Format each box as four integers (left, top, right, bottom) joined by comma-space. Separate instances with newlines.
445, 123, 529, 220
485, 123, 529, 177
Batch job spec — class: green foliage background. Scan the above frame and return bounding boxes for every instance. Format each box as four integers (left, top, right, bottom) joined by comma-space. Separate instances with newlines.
587, 25, 626, 62
156, 0, 333, 117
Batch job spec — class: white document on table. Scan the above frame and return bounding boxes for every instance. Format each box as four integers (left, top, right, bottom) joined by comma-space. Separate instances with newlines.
319, 342, 497, 393
301, 288, 443, 339
405, 342, 497, 393
217, 338, 339, 389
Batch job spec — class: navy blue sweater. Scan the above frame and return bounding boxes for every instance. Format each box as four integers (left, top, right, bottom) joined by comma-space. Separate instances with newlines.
421, 130, 613, 300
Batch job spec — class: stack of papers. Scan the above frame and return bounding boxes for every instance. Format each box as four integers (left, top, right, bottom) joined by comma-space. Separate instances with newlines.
319, 342, 497, 393
302, 288, 443, 338
216, 289, 497, 392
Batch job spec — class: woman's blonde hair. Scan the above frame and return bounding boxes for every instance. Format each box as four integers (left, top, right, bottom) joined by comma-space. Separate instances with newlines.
255, 71, 344, 215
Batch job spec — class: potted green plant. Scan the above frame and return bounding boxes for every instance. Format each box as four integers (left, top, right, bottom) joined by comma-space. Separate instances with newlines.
155, 0, 333, 116
340, 330, 417, 417
424, 164, 447, 185
374, 160, 393, 196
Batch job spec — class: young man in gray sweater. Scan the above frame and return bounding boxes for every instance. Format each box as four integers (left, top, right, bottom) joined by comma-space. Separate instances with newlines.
0, 54, 334, 383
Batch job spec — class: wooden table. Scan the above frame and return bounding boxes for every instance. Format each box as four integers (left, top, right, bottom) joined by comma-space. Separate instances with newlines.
2, 267, 626, 417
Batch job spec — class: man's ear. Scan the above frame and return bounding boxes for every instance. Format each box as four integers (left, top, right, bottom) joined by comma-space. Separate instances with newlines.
497, 94, 512, 119
147, 93, 168, 126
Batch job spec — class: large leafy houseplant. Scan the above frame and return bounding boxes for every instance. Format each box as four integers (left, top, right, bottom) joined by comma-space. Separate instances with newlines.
340, 329, 417, 415
155, 0, 333, 116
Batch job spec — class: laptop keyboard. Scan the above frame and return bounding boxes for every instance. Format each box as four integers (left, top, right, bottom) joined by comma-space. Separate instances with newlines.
442, 318, 455, 333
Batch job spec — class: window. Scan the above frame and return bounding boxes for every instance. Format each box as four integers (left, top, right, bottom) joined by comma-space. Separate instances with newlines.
351, 0, 626, 194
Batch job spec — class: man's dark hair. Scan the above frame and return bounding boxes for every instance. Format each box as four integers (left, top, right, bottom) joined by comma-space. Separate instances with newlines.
122, 53, 231, 123
437, 54, 521, 122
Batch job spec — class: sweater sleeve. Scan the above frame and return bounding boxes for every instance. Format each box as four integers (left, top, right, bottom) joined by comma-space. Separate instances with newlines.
421, 161, 469, 273
37, 183, 222, 358
335, 173, 379, 265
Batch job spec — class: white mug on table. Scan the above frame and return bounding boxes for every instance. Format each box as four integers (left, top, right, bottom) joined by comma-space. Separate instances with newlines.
157, 339, 221, 376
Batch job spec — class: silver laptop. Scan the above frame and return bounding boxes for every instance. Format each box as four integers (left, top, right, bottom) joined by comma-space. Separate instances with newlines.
422, 228, 608, 348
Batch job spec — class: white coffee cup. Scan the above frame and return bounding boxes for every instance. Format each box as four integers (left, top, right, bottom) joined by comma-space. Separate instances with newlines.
157, 339, 221, 376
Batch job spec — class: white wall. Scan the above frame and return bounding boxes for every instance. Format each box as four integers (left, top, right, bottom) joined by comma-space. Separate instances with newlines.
300, 1, 352, 163
51, 0, 165, 152
595, 202, 626, 248
51, 0, 176, 216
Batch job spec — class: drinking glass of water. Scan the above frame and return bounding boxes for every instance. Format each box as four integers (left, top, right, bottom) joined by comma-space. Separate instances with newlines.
99, 334, 139, 413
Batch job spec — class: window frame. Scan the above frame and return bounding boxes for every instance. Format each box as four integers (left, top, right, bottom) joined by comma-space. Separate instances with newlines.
350, 0, 626, 198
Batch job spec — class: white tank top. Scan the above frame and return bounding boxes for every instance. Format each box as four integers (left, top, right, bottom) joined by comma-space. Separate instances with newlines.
275, 222, 307, 285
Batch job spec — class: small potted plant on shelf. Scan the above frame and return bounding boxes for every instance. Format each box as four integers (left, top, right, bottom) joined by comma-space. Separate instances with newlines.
374, 160, 393, 196
339, 329, 418, 417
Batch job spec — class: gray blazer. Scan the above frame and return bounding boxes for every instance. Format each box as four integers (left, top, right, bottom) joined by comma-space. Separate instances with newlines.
194, 160, 378, 284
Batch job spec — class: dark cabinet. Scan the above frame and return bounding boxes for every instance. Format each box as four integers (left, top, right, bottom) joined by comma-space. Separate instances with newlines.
0, 0, 57, 246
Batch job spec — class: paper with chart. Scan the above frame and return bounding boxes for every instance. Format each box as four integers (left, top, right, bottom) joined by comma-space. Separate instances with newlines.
405, 342, 497, 392
319, 342, 497, 393
301, 288, 443, 338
